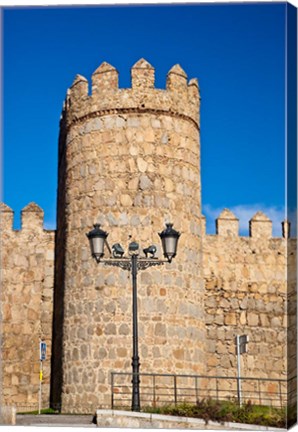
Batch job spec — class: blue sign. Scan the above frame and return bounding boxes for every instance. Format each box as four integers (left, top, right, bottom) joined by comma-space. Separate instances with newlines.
40, 342, 47, 361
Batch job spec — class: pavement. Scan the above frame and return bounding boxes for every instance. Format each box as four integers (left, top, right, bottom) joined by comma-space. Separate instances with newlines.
16, 414, 97, 427
16, 414, 228, 429
15, 413, 286, 430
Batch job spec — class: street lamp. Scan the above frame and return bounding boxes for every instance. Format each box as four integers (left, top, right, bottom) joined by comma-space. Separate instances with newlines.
86, 224, 108, 263
86, 222, 180, 412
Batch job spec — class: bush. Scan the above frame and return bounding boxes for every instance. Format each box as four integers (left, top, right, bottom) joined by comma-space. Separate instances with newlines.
143, 398, 286, 428
18, 407, 59, 415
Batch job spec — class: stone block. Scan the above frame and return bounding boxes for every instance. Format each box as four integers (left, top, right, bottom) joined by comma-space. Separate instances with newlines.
271, 317, 282, 327
224, 312, 237, 326
120, 194, 133, 207
139, 174, 152, 190
105, 324, 116, 335
119, 324, 129, 335
155, 323, 166, 337
247, 312, 259, 326
0, 406, 16, 425
117, 348, 127, 357
127, 117, 140, 128
136, 157, 148, 172
239, 311, 247, 325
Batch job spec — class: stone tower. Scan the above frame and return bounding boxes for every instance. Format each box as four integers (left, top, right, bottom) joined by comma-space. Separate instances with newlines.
51, 59, 205, 412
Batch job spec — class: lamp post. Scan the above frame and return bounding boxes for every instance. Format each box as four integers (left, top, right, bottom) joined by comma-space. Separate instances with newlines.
86, 223, 180, 412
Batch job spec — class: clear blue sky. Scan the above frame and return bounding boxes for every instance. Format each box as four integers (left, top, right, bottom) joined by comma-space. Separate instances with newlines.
3, 3, 287, 234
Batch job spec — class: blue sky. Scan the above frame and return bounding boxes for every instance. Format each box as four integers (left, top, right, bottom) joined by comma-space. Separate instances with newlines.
2, 3, 288, 234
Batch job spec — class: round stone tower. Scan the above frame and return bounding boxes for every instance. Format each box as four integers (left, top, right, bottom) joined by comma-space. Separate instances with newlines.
51, 59, 205, 412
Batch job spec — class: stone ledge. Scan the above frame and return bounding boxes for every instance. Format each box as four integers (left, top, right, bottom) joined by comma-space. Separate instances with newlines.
96, 409, 286, 430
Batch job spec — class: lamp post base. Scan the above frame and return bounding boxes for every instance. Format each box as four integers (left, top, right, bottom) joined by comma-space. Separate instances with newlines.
131, 355, 140, 411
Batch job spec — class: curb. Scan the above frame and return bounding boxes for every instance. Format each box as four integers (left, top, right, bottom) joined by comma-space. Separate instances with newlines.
96, 409, 286, 431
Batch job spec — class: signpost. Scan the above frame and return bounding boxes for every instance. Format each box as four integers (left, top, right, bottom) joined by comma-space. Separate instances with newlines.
235, 335, 249, 406
39, 341, 46, 414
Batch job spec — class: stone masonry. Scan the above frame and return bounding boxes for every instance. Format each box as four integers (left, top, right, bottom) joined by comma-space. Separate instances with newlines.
201, 210, 296, 402
203, 210, 288, 378
51, 59, 205, 413
0, 59, 295, 414
0, 202, 55, 411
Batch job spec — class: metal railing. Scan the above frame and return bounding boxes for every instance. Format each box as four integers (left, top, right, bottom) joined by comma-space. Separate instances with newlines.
111, 372, 297, 410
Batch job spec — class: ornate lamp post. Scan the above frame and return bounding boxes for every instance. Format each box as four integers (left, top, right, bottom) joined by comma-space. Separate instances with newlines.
86, 223, 180, 412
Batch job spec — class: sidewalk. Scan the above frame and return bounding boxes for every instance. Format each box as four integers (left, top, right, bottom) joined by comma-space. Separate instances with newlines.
16, 414, 97, 427
16, 412, 286, 431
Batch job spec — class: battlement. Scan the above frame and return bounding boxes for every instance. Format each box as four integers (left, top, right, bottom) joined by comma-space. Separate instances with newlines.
62, 58, 200, 129
201, 209, 291, 238
0, 202, 55, 232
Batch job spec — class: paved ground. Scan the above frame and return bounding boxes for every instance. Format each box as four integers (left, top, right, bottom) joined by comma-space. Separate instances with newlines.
16, 414, 233, 429
16, 414, 97, 427
15, 414, 236, 429
16, 413, 282, 430
16, 415, 228, 429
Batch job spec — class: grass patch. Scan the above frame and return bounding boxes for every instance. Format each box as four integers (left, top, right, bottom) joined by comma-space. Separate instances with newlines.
143, 399, 286, 428
17, 407, 60, 415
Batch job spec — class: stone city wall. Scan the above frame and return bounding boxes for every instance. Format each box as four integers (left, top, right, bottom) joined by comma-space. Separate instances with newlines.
52, 59, 206, 413
202, 209, 291, 400
1, 58, 295, 413
0, 202, 55, 411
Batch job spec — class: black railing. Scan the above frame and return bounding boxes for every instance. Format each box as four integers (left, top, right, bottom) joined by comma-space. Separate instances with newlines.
111, 372, 297, 410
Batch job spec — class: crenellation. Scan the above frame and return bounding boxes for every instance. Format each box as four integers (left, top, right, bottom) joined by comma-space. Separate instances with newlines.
187, 78, 200, 124
249, 211, 272, 238
92, 62, 119, 95
216, 209, 239, 236
62, 59, 200, 133
203, 211, 289, 238
166, 64, 188, 93
21, 202, 44, 231
0, 202, 56, 235
131, 58, 155, 89
64, 76, 88, 122
0, 202, 14, 231
188, 78, 200, 93
70, 74, 88, 100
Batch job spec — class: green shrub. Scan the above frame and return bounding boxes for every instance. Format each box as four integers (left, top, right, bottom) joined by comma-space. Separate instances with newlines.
143, 398, 286, 428
17, 407, 59, 415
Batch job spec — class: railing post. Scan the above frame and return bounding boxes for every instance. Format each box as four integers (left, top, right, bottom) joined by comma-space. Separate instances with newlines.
174, 375, 177, 406
195, 377, 198, 403
153, 375, 156, 407
236, 335, 242, 406
111, 372, 114, 410
279, 380, 282, 408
